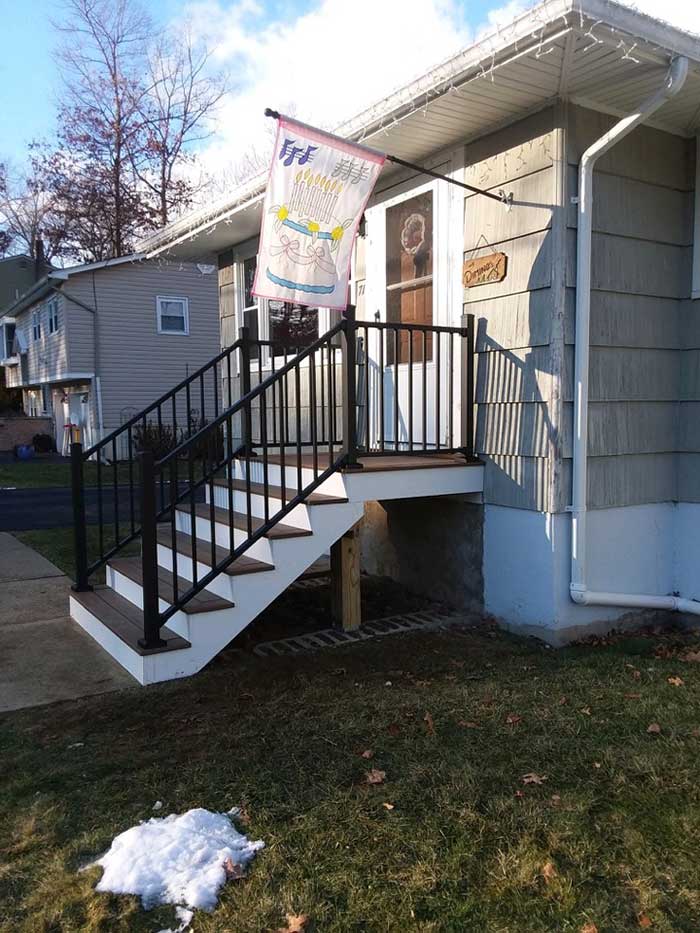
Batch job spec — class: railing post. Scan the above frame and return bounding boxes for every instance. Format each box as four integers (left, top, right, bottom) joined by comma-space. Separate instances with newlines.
238, 325, 255, 456
137, 449, 165, 649
460, 312, 475, 460
70, 442, 92, 592
341, 305, 363, 470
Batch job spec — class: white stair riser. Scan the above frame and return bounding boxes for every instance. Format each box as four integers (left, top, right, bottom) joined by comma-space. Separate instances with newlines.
70, 595, 146, 683
173, 510, 273, 563
235, 459, 347, 498
108, 565, 189, 626
212, 486, 313, 529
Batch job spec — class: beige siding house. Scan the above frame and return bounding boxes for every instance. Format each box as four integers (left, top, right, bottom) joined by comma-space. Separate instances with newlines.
114, 0, 700, 651
0, 256, 220, 453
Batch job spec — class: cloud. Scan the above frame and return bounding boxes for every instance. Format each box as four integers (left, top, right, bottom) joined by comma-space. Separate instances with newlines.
182, 0, 699, 189
182, 0, 473, 182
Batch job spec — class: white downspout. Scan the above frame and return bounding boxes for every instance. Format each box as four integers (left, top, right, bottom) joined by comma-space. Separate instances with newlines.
570, 56, 700, 616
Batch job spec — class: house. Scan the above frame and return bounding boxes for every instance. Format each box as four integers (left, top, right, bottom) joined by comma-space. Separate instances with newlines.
0, 255, 220, 453
0, 253, 51, 313
68, 0, 700, 683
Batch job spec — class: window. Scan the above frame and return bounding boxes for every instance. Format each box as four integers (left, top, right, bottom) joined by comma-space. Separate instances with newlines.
386, 190, 434, 364
156, 296, 189, 335
1, 322, 15, 358
41, 384, 51, 414
47, 298, 59, 335
32, 310, 42, 342
238, 253, 319, 358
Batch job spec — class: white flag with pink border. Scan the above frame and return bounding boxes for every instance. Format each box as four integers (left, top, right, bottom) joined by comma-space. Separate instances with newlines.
253, 116, 385, 311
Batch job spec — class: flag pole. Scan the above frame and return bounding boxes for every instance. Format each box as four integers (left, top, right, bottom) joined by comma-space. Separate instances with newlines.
264, 108, 512, 207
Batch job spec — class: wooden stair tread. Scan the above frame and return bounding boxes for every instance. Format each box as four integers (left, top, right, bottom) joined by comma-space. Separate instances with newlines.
260, 452, 477, 471
72, 586, 191, 656
157, 529, 275, 576
214, 475, 347, 506
109, 558, 234, 615
178, 503, 312, 539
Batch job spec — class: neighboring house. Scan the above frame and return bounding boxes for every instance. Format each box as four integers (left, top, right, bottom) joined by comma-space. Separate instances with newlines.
67, 0, 700, 684
0, 256, 220, 453
0, 253, 51, 313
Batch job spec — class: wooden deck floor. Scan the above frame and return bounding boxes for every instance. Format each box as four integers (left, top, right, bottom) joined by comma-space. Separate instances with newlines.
261, 451, 476, 472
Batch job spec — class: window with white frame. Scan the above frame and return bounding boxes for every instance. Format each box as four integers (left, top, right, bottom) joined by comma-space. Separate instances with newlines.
32, 309, 42, 342
47, 297, 59, 335
156, 296, 189, 335
236, 252, 321, 361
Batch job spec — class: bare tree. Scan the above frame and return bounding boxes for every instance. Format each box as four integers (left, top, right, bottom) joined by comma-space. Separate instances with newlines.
135, 28, 228, 225
0, 156, 65, 261
50, 0, 154, 258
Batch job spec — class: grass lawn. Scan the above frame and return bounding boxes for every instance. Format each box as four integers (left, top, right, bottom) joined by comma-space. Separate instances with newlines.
0, 460, 134, 489
2, 621, 700, 932
14, 527, 140, 583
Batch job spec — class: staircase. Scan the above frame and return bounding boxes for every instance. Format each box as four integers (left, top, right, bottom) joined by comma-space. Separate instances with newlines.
68, 312, 481, 684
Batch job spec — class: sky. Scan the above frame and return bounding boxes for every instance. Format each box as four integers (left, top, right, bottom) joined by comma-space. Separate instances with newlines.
0, 0, 698, 187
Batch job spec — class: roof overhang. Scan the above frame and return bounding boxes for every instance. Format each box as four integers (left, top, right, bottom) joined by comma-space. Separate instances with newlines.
139, 0, 700, 261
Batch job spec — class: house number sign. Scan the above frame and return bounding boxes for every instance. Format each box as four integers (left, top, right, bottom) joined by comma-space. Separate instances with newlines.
463, 251, 507, 287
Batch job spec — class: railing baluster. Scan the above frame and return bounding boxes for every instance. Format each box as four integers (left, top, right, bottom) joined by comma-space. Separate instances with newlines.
294, 363, 302, 492
326, 340, 334, 468
393, 328, 399, 451
245, 403, 253, 538
96, 452, 104, 558
408, 326, 414, 452
422, 330, 427, 451
310, 348, 318, 480
128, 426, 135, 536
170, 456, 178, 606
70, 442, 91, 591
278, 370, 287, 508
364, 326, 370, 452
208, 433, 217, 572
138, 449, 164, 649
188, 448, 198, 588
379, 326, 385, 452
435, 330, 441, 452
227, 413, 235, 555
112, 438, 119, 545
261, 387, 270, 523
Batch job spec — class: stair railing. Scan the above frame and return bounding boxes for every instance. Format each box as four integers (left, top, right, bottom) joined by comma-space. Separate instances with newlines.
139, 313, 353, 646
70, 337, 246, 591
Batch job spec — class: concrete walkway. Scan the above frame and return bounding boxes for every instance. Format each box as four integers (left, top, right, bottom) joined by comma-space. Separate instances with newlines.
0, 533, 133, 712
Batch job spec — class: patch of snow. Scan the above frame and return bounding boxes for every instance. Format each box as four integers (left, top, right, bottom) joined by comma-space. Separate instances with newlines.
91, 807, 264, 911
157, 905, 194, 933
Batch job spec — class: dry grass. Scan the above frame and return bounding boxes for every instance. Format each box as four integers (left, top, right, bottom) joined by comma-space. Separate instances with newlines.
2, 622, 700, 932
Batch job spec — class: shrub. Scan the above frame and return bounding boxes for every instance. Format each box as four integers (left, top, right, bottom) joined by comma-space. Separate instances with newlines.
32, 433, 55, 454
132, 420, 178, 461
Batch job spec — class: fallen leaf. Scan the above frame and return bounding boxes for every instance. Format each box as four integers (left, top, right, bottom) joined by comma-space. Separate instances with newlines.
580, 707, 591, 716
382, 802, 395, 810
667, 676, 684, 687
522, 772, 547, 785
542, 860, 557, 883
360, 749, 374, 759
223, 857, 245, 880
631, 669, 642, 680
387, 722, 401, 737
558, 695, 568, 706
424, 712, 435, 735
681, 650, 700, 663
593, 762, 601, 769
638, 914, 652, 929
580, 924, 598, 933
647, 722, 662, 734
691, 727, 700, 738
276, 913, 309, 933
625, 693, 642, 700
458, 720, 480, 729
365, 769, 386, 785
514, 790, 525, 799
506, 713, 522, 726
550, 794, 562, 806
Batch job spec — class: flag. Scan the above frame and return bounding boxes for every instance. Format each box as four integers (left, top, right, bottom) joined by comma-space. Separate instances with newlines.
253, 115, 385, 311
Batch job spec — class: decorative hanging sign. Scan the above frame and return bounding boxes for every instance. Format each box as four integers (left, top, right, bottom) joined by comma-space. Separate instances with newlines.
254, 115, 385, 310
463, 251, 508, 287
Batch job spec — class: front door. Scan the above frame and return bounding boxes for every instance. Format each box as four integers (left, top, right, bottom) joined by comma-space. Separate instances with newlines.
365, 180, 448, 450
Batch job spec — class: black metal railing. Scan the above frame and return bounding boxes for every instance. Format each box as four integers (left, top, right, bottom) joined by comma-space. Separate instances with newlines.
71, 309, 475, 647
70, 336, 246, 589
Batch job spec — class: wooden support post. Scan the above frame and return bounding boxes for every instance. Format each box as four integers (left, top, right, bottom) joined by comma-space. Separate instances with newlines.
331, 521, 362, 631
